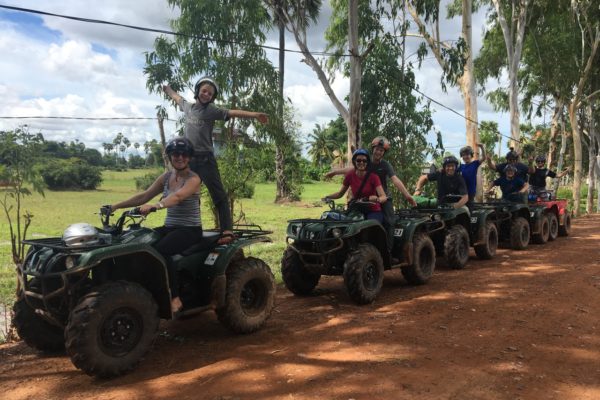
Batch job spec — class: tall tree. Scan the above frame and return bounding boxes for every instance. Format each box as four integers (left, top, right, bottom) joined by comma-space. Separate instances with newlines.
567, 0, 600, 215
265, 0, 319, 201
276, 0, 364, 162
407, 0, 475, 152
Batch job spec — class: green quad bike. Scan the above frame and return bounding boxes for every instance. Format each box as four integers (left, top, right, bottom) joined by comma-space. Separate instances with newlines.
411, 195, 472, 269
14, 207, 276, 378
282, 199, 440, 305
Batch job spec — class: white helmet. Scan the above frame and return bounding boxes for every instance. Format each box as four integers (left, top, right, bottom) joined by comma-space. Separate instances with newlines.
63, 223, 100, 247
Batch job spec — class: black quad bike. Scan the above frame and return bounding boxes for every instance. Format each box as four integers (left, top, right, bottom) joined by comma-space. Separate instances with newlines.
282, 199, 440, 305
14, 207, 276, 378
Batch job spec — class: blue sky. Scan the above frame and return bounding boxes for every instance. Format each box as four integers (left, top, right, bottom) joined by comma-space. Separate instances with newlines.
0, 1, 521, 159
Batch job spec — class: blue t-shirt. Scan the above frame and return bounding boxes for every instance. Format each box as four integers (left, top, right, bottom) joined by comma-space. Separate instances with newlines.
458, 160, 481, 195
493, 176, 526, 198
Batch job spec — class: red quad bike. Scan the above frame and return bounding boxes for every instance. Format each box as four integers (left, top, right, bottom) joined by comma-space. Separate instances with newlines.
528, 190, 572, 241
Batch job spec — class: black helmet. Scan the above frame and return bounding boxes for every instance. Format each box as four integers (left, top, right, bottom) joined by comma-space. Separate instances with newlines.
503, 164, 517, 173
351, 148, 371, 166
505, 149, 519, 161
459, 146, 474, 157
442, 155, 459, 167
165, 137, 194, 158
194, 76, 219, 102
535, 154, 546, 163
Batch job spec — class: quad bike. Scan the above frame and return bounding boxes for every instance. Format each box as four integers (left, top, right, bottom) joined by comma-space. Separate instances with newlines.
528, 189, 572, 239
282, 199, 440, 305
412, 195, 472, 269
14, 207, 276, 378
473, 192, 546, 249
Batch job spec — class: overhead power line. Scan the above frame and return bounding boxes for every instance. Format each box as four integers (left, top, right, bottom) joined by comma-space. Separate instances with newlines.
0, 4, 340, 57
0, 116, 172, 121
0, 4, 525, 145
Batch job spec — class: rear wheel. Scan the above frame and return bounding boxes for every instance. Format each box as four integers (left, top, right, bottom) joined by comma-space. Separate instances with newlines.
65, 281, 159, 378
401, 233, 435, 285
444, 225, 470, 269
510, 217, 530, 250
343, 243, 384, 304
558, 213, 572, 236
532, 214, 550, 244
281, 247, 320, 295
13, 297, 65, 352
474, 221, 498, 260
547, 213, 559, 241
216, 257, 276, 334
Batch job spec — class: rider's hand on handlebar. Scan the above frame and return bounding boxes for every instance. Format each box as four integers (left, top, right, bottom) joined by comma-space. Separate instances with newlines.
100, 205, 113, 216
138, 204, 157, 216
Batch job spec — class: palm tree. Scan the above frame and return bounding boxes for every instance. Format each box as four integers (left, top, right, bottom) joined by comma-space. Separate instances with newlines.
307, 123, 335, 167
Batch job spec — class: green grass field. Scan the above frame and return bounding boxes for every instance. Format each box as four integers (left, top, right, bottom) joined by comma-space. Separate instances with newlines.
0, 169, 339, 308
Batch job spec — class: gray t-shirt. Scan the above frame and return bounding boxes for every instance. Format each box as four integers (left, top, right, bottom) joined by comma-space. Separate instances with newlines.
178, 98, 229, 153
369, 160, 396, 196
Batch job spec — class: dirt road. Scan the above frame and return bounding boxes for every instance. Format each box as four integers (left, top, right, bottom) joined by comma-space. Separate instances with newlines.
1, 214, 600, 400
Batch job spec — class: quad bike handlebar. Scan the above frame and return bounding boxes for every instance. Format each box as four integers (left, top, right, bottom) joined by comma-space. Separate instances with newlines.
99, 206, 156, 234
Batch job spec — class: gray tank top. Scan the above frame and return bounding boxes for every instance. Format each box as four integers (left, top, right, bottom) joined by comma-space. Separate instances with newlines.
163, 171, 201, 227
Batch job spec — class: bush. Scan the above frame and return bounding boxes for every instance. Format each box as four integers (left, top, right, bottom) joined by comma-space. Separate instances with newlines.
40, 158, 102, 190
134, 170, 163, 190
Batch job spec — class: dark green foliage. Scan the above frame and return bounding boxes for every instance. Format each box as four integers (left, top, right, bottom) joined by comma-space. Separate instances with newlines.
40, 158, 103, 190
134, 170, 163, 191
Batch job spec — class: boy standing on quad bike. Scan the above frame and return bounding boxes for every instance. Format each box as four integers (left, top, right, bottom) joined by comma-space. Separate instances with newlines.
108, 137, 200, 313
528, 154, 570, 199
163, 77, 268, 244
414, 155, 469, 209
324, 137, 416, 250
487, 164, 529, 202
458, 144, 486, 205
323, 149, 388, 223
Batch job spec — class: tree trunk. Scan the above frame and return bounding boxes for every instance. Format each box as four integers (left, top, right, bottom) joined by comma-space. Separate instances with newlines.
347, 0, 361, 161
569, 102, 583, 216
275, 10, 290, 202
546, 97, 564, 169
156, 113, 169, 169
552, 116, 568, 194
586, 103, 598, 214
491, 0, 529, 150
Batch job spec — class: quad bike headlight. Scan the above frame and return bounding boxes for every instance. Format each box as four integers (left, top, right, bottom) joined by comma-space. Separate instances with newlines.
65, 255, 79, 269
289, 223, 302, 237
331, 228, 343, 238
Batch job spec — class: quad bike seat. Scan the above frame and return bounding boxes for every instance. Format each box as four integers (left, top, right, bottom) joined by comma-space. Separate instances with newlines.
179, 231, 222, 256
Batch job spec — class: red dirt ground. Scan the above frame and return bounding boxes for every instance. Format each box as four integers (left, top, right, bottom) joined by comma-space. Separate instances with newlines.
1, 214, 599, 400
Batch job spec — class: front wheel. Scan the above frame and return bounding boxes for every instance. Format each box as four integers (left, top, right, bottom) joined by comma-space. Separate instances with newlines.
510, 217, 530, 250
65, 281, 159, 378
343, 243, 384, 304
13, 297, 65, 352
444, 225, 470, 269
401, 233, 435, 285
558, 213, 572, 236
216, 257, 276, 334
474, 220, 498, 260
281, 247, 320, 295
547, 213, 559, 241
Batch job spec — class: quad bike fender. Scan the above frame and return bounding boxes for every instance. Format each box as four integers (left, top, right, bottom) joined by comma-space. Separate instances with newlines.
528, 206, 545, 235
353, 222, 389, 265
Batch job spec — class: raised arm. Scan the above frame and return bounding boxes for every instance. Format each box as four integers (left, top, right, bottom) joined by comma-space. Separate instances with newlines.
162, 84, 183, 104
485, 156, 497, 171
477, 143, 487, 161
556, 167, 571, 178
527, 156, 536, 174
324, 166, 354, 180
228, 109, 269, 124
